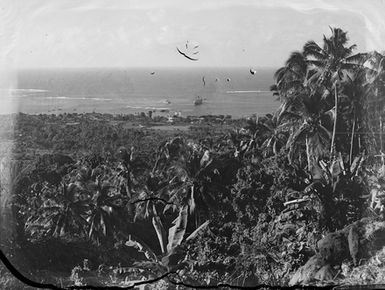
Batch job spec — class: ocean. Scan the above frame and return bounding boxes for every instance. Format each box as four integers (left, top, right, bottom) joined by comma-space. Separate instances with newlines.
11, 67, 279, 118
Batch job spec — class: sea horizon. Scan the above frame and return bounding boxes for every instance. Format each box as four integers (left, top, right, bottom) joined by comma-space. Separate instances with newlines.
2, 67, 281, 118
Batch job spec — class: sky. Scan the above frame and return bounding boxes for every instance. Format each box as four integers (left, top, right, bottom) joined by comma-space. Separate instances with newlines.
1, 0, 385, 69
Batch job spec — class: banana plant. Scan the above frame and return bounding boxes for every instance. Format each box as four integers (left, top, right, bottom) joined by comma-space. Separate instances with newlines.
317, 152, 365, 191
125, 205, 210, 276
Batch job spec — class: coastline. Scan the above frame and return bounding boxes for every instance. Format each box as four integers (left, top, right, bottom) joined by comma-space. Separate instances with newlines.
0, 112, 246, 161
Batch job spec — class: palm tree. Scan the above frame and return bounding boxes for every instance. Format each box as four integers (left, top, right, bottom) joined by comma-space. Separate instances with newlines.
152, 138, 238, 228
283, 89, 332, 176
361, 51, 385, 170
273, 51, 308, 96
302, 27, 365, 156
25, 182, 90, 239
87, 179, 126, 245
339, 68, 370, 164
270, 52, 314, 163
365, 51, 385, 87
252, 114, 289, 158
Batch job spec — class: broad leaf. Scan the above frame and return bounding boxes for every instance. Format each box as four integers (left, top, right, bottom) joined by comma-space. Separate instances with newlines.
152, 211, 167, 254
186, 220, 210, 241
188, 185, 196, 215
125, 234, 158, 262
167, 206, 188, 253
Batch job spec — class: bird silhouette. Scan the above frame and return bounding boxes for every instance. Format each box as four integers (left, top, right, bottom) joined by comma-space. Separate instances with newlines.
226, 78, 231, 82
250, 69, 256, 75
176, 47, 198, 61
176, 41, 199, 61
202, 76, 206, 87
150, 71, 155, 75
178, 47, 198, 61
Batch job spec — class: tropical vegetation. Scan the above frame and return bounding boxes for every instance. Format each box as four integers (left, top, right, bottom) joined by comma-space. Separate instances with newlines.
1, 27, 385, 288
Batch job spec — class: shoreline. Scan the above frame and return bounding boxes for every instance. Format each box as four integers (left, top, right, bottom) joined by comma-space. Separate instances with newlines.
0, 111, 252, 122
0, 111, 246, 160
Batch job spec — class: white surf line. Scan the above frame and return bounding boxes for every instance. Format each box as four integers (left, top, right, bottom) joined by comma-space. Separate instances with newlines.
226, 90, 270, 93
1, 88, 49, 93
44, 96, 112, 101
126, 105, 171, 110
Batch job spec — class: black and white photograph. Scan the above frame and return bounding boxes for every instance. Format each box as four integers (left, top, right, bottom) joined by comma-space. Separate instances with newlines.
1, 0, 385, 288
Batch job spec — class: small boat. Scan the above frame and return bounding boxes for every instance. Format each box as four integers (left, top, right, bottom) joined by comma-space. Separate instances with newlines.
161, 99, 171, 104
194, 96, 203, 106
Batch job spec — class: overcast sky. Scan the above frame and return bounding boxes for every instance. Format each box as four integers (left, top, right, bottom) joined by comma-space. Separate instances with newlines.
1, 0, 385, 69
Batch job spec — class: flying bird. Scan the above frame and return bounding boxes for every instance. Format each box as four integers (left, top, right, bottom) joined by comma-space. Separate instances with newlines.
150, 71, 155, 75
176, 47, 198, 61
186, 40, 199, 50
250, 69, 257, 75
202, 76, 206, 87
226, 78, 231, 82
176, 40, 200, 61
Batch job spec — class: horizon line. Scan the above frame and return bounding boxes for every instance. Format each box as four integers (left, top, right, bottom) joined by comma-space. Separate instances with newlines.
14, 65, 279, 71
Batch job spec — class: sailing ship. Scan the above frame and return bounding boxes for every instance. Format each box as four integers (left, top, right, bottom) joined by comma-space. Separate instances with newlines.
194, 96, 203, 106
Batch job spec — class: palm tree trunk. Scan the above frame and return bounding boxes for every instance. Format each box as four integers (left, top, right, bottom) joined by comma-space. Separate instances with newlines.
330, 84, 338, 157
380, 116, 385, 172
306, 136, 311, 171
358, 134, 361, 153
349, 112, 356, 165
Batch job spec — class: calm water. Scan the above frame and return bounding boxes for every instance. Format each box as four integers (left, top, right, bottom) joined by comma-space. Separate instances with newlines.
12, 67, 279, 118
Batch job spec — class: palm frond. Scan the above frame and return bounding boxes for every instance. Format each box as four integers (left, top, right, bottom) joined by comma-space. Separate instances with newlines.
286, 51, 307, 71
303, 40, 326, 60
345, 52, 368, 64
306, 60, 324, 67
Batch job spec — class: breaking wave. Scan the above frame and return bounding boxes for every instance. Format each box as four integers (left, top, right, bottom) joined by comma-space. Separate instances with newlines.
44, 96, 112, 101
226, 90, 270, 94
126, 105, 170, 111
